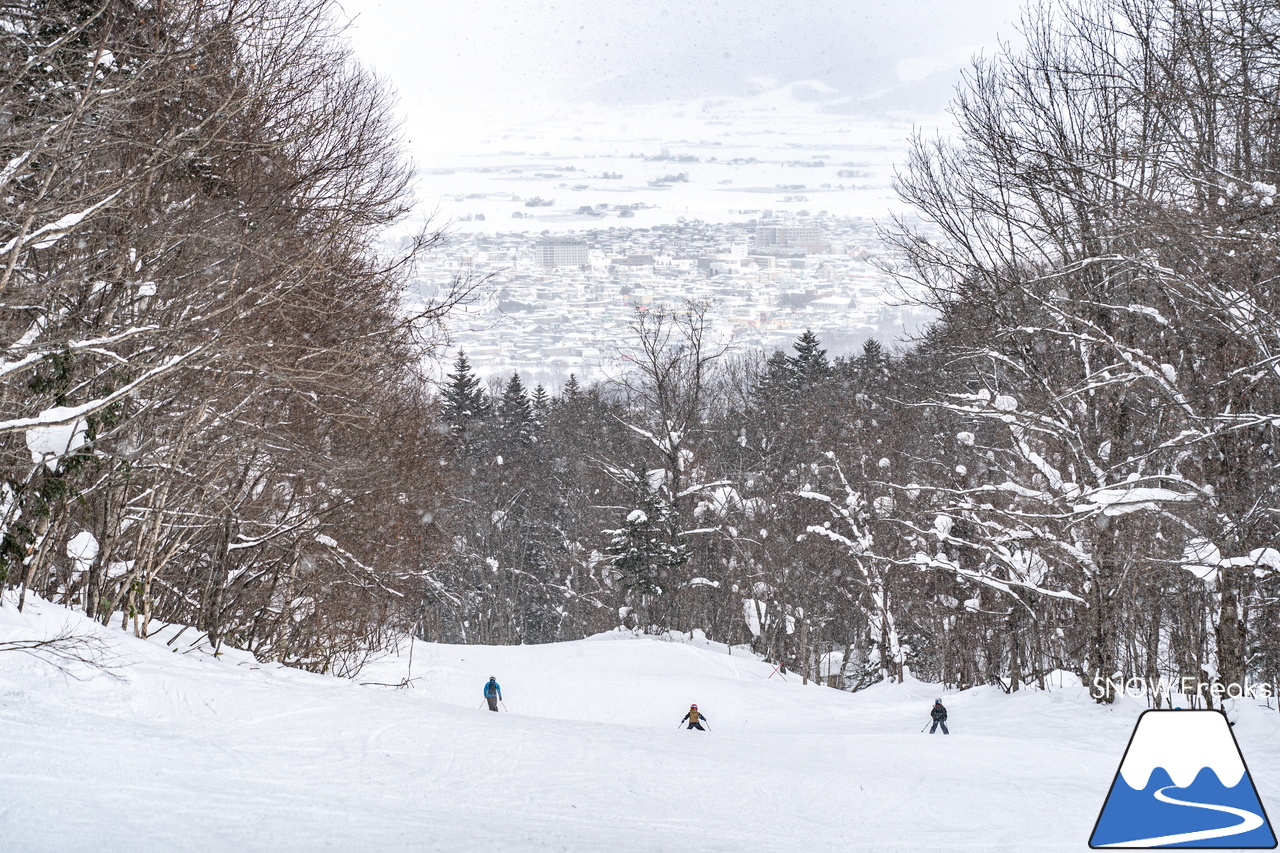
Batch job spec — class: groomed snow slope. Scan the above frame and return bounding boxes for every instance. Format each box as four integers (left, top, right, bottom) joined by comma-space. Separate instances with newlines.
2, 593, 1278, 852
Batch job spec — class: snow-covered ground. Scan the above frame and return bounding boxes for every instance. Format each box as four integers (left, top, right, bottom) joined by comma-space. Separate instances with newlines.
3, 593, 1278, 852
394, 98, 938, 238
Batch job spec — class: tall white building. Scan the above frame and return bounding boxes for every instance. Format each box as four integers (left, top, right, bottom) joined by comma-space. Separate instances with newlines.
754, 224, 828, 254
535, 239, 589, 268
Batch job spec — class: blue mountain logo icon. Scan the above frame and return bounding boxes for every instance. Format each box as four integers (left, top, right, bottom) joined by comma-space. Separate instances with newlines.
1090, 709, 1276, 848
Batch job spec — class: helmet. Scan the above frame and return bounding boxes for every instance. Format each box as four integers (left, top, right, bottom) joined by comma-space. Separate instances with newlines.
490, 676, 496, 681
691, 704, 697, 709
935, 698, 941, 703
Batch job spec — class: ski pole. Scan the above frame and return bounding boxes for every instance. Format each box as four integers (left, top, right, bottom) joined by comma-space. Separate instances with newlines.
479, 699, 487, 710
921, 720, 930, 732
500, 699, 508, 712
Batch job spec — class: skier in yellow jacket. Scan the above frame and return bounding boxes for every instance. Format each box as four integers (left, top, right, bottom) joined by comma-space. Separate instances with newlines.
680, 704, 709, 731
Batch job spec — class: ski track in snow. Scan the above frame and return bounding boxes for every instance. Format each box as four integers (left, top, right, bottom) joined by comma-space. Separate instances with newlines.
1101, 785, 1264, 848
2, 595, 1279, 852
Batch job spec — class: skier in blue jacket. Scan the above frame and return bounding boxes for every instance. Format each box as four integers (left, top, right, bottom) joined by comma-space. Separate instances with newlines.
483, 676, 502, 711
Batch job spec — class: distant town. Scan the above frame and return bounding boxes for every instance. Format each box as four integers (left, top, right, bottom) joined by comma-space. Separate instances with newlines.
405, 214, 936, 388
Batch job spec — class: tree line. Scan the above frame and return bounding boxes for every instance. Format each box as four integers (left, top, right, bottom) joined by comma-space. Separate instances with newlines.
0, 0, 465, 674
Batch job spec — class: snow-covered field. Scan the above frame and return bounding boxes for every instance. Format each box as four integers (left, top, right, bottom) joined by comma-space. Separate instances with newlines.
3, 594, 1278, 852
399, 98, 937, 237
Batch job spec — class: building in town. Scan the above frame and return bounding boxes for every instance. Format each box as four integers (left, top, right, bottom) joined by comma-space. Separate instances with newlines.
536, 238, 589, 268
754, 224, 829, 255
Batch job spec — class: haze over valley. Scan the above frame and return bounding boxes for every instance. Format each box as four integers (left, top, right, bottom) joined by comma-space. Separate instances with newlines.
338, 1, 1023, 383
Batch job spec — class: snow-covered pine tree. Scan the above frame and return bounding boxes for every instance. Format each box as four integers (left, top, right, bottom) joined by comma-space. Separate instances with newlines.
858, 339, 885, 377
441, 353, 490, 450
562, 374, 581, 400
604, 466, 690, 625
754, 349, 795, 407
441, 353, 488, 420
531, 384, 550, 427
788, 329, 831, 386
497, 372, 535, 448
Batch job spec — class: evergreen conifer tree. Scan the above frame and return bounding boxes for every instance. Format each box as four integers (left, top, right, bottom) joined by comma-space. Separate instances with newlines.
441, 353, 490, 454
861, 338, 884, 367
441, 352, 489, 424
789, 329, 831, 385
498, 372, 535, 446
604, 466, 689, 600
562, 374, 581, 400
754, 349, 794, 406
531, 383, 550, 426
854, 338, 887, 391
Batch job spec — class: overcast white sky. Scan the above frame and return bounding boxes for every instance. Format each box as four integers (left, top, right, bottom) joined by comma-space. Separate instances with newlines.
336, 1, 1025, 147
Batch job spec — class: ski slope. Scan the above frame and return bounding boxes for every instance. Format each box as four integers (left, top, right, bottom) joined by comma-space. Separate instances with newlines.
2, 594, 1278, 852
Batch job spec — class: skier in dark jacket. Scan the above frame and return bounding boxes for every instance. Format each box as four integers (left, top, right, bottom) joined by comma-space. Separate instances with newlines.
929, 699, 949, 734
680, 704, 709, 730
483, 676, 502, 711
